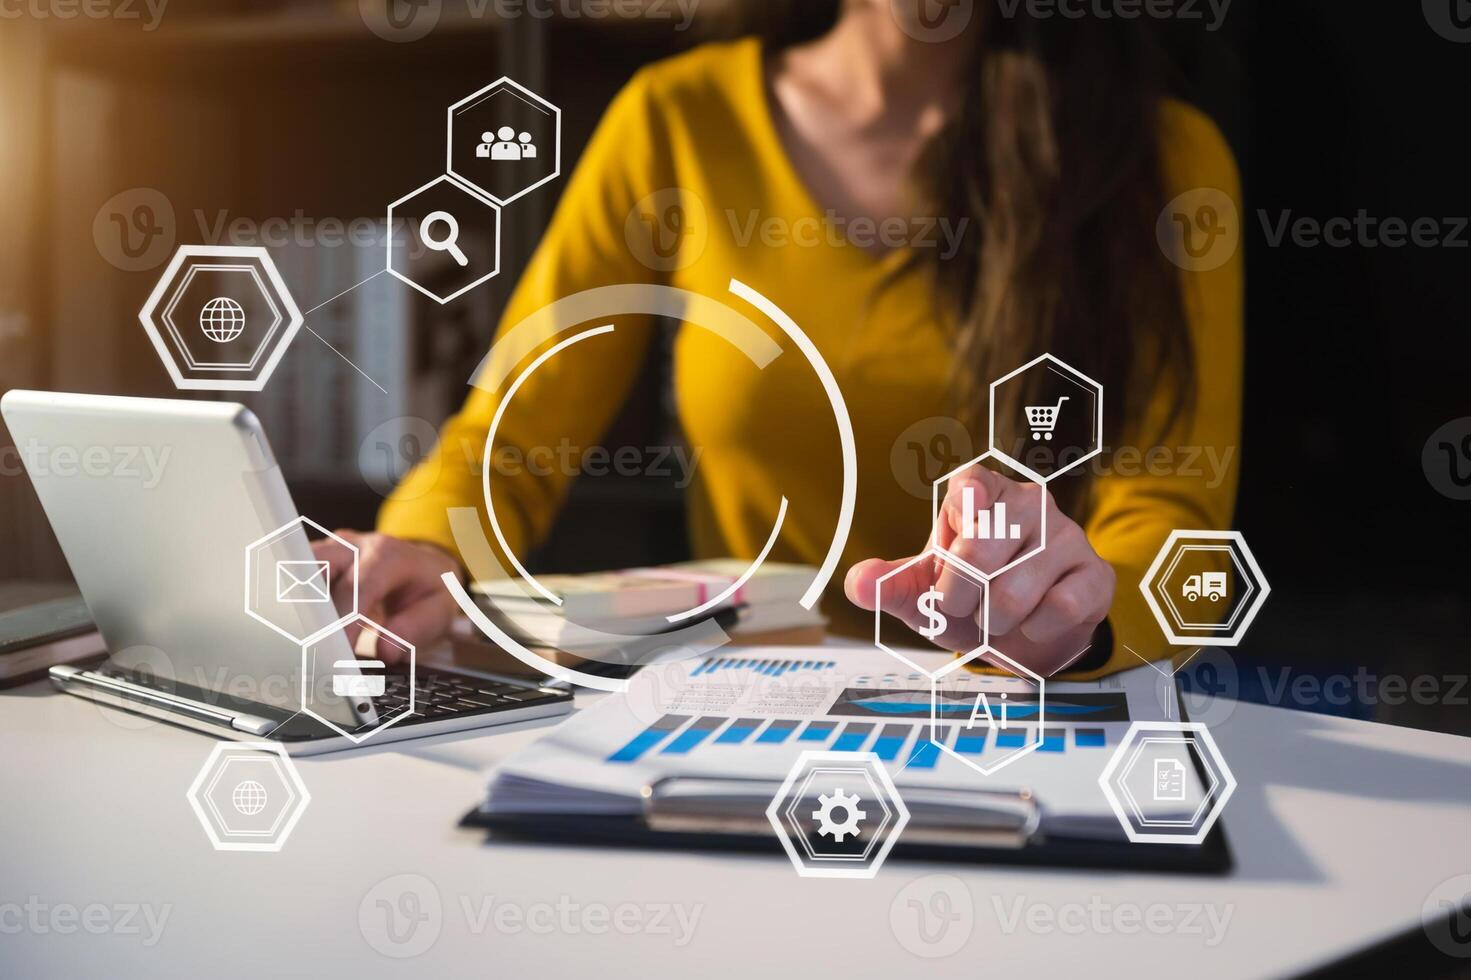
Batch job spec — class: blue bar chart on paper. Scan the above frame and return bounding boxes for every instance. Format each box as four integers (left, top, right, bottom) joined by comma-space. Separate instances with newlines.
607, 714, 1113, 765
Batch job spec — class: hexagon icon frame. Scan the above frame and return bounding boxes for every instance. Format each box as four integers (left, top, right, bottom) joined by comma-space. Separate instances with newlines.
445, 77, 562, 206
1140, 530, 1271, 647
930, 449, 1048, 582
1098, 721, 1236, 845
300, 615, 415, 745
186, 741, 310, 852
766, 750, 910, 879
139, 245, 304, 392
988, 352, 1104, 482
386, 175, 503, 305
872, 546, 988, 678
245, 516, 358, 645
930, 645, 1046, 778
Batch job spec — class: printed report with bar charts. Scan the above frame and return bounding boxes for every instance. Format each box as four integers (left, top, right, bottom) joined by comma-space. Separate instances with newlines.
473, 648, 1203, 840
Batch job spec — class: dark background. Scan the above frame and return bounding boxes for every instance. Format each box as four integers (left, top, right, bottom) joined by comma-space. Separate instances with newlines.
0, 0, 1467, 734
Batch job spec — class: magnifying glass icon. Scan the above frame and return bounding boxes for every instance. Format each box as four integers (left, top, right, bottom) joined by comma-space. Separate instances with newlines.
419, 210, 469, 267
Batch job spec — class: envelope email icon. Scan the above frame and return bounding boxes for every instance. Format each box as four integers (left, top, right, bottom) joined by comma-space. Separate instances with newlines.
276, 560, 331, 603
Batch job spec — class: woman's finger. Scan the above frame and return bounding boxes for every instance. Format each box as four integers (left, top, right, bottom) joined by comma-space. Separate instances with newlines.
845, 556, 935, 633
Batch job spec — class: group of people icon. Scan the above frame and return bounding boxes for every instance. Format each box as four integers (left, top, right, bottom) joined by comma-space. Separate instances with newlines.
477, 127, 537, 161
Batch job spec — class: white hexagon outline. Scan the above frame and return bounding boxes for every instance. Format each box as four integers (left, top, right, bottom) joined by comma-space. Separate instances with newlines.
987, 352, 1104, 482
930, 449, 1049, 582
1157, 544, 1256, 632
1116, 735, 1221, 827
244, 516, 358, 645
445, 76, 562, 206
930, 645, 1046, 778
161, 264, 282, 371
766, 750, 910, 880
872, 545, 989, 679
385, 174, 503, 305
1098, 721, 1236, 845
186, 741, 310, 853
299, 615, 415, 745
202, 754, 298, 839
785, 766, 893, 864
1139, 530, 1271, 647
139, 245, 304, 392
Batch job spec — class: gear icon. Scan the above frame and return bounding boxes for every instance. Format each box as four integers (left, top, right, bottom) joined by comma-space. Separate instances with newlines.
812, 788, 866, 842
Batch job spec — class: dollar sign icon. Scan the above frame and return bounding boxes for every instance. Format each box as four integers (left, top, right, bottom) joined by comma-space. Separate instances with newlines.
917, 588, 947, 639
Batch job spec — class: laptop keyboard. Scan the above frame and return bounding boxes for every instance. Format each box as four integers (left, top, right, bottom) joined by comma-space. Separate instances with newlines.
377, 669, 561, 721
93, 662, 566, 727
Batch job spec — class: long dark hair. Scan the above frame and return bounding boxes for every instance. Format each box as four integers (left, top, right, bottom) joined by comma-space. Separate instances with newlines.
712, 0, 1195, 518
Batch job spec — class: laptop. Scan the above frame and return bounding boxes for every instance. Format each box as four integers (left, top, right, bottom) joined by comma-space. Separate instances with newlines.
0, 390, 572, 755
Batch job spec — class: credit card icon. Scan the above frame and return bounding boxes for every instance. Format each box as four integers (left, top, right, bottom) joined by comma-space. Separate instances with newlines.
332, 659, 386, 698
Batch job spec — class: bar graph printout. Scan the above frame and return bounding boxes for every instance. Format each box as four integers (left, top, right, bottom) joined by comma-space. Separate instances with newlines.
480, 648, 1202, 837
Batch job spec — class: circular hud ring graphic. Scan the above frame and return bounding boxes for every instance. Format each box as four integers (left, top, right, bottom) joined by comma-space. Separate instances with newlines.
443, 279, 857, 692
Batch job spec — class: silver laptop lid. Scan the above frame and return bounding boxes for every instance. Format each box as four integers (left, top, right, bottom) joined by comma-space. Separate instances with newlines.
1, 390, 359, 727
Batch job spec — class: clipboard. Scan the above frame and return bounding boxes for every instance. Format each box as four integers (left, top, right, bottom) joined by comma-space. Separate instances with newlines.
460, 686, 1234, 875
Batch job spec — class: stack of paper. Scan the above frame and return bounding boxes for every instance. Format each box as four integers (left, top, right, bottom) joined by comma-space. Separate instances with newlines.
472, 560, 826, 652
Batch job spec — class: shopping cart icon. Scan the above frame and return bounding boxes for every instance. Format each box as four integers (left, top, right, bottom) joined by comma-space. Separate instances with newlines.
1025, 396, 1068, 440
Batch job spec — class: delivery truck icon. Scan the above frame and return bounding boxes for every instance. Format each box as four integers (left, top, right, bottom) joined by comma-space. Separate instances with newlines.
1181, 572, 1227, 602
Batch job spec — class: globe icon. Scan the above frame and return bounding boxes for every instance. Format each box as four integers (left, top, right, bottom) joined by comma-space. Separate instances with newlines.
200, 296, 246, 343
231, 779, 269, 816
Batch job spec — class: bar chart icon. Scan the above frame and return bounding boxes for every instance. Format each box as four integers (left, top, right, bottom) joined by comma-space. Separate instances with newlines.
961, 485, 1022, 540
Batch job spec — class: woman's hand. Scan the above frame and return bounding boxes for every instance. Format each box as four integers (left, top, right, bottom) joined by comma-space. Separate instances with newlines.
845, 465, 1115, 675
311, 532, 464, 664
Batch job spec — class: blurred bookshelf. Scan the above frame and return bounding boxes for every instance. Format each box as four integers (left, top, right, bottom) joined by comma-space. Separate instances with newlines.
0, 0, 727, 579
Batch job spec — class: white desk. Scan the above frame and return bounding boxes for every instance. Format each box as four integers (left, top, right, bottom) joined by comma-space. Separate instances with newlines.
4, 662, 1471, 978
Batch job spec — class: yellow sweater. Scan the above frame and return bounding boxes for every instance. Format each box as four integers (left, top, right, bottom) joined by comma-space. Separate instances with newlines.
379, 39, 1243, 674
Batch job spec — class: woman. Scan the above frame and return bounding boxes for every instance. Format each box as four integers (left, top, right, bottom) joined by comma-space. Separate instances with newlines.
322, 0, 1241, 677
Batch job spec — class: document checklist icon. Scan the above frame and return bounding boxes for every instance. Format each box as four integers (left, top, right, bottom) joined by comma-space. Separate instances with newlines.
276, 560, 331, 603
1153, 758, 1187, 802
